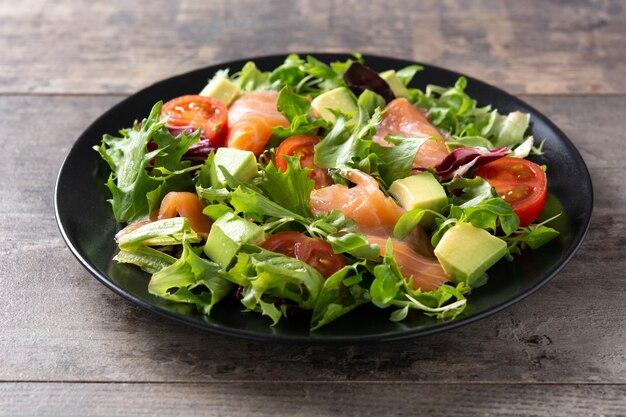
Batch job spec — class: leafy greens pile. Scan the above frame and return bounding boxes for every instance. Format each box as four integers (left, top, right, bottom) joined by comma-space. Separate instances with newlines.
95, 54, 559, 331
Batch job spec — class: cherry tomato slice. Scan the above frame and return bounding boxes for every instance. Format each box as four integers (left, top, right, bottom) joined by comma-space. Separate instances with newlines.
475, 157, 547, 226
260, 231, 345, 278
276, 135, 333, 189
162, 95, 228, 147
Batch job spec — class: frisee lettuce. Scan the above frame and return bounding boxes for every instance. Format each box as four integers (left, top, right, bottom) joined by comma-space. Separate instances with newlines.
95, 101, 200, 223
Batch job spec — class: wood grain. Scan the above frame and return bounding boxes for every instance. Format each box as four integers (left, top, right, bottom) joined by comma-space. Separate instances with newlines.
2, 382, 625, 417
0, 95, 623, 386
1, 0, 624, 95
2, 0, 626, 413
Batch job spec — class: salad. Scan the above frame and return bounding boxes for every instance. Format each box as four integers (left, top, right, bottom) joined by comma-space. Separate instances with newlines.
95, 54, 559, 331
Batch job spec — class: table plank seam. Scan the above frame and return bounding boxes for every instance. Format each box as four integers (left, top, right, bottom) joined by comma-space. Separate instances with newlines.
1, 381, 625, 386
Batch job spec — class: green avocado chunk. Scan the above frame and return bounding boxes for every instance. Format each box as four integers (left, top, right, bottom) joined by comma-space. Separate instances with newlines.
311, 87, 358, 124
380, 70, 409, 98
434, 222, 507, 288
209, 147, 258, 188
204, 212, 265, 269
199, 77, 240, 106
389, 172, 447, 227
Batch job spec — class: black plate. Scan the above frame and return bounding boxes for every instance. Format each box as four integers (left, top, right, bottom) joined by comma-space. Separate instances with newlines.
55, 53, 593, 343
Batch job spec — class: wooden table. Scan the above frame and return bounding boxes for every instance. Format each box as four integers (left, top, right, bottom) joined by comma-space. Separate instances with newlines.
2, 0, 625, 415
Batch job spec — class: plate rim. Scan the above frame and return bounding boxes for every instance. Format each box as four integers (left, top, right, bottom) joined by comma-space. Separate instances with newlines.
54, 52, 594, 344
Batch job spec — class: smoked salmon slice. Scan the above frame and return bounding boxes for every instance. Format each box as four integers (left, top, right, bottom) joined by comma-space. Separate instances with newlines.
367, 235, 449, 291
374, 98, 449, 169
226, 90, 290, 155
155, 192, 212, 238
310, 170, 405, 236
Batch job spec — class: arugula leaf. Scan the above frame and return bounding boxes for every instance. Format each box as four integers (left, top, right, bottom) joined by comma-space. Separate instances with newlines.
464, 198, 519, 235
371, 135, 427, 186
148, 241, 234, 315
311, 263, 370, 330
427, 197, 520, 249
357, 90, 386, 116
395, 64, 424, 86
202, 203, 234, 221
268, 55, 310, 91
445, 176, 496, 208
369, 239, 467, 320
393, 208, 445, 240
505, 224, 560, 252
272, 87, 329, 140
370, 240, 406, 307
307, 210, 358, 238
409, 76, 531, 150
326, 233, 380, 260
314, 107, 382, 169
232, 62, 270, 91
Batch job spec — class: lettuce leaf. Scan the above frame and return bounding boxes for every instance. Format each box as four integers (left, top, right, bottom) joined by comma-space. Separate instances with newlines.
229, 245, 325, 324
370, 239, 467, 320
148, 241, 234, 315
257, 157, 315, 218
311, 263, 370, 330
410, 77, 530, 149
94, 101, 199, 223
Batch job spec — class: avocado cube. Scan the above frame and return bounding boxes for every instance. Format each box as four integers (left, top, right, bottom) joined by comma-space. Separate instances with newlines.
434, 222, 507, 288
389, 172, 447, 227
380, 70, 409, 98
209, 148, 258, 188
204, 212, 265, 269
199, 77, 240, 106
311, 87, 358, 124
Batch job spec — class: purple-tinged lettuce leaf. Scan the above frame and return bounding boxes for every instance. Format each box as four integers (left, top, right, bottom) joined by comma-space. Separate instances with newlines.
343, 62, 395, 103
435, 146, 511, 181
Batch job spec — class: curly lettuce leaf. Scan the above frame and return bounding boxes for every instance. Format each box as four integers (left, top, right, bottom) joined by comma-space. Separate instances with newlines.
148, 241, 234, 315
314, 106, 382, 169
311, 263, 370, 330
229, 246, 325, 324
94, 101, 200, 223
257, 157, 315, 218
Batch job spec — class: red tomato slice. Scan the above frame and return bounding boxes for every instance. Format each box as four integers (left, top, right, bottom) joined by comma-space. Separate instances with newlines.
260, 231, 345, 278
276, 135, 333, 189
162, 95, 228, 147
475, 157, 547, 226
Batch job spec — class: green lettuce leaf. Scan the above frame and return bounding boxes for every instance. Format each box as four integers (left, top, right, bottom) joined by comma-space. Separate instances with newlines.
314, 107, 382, 169
94, 101, 199, 223
370, 135, 427, 187
326, 233, 380, 260
228, 246, 325, 325
116, 217, 201, 250
311, 263, 370, 330
257, 157, 314, 218
113, 246, 177, 274
369, 239, 467, 320
148, 241, 234, 315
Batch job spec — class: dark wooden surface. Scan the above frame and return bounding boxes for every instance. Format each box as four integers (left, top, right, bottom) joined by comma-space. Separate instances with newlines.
2, 1, 625, 416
